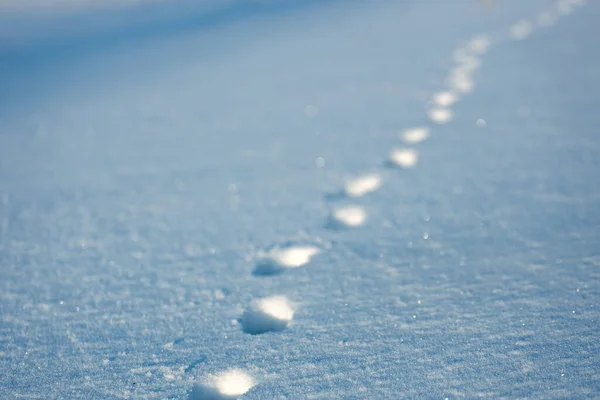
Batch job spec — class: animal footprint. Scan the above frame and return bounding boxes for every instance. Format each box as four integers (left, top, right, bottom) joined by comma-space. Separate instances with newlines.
189, 369, 255, 400
240, 296, 294, 334
253, 245, 320, 276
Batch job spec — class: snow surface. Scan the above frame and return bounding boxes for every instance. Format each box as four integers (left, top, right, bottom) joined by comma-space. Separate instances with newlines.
389, 149, 419, 169
400, 127, 430, 145
344, 174, 382, 198
240, 296, 295, 335
253, 245, 320, 276
189, 369, 255, 400
1, 0, 600, 398
330, 205, 368, 228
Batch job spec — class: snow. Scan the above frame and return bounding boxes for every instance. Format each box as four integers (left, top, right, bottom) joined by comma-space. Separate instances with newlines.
1, 0, 599, 398
537, 11, 557, 27
330, 205, 367, 228
388, 148, 419, 168
432, 91, 458, 108
556, 0, 575, 16
458, 55, 482, 72
240, 296, 294, 335
468, 35, 491, 55
253, 245, 320, 275
190, 369, 255, 400
428, 108, 454, 124
400, 127, 430, 144
510, 20, 534, 40
303, 105, 319, 119
344, 174, 382, 198
447, 68, 475, 94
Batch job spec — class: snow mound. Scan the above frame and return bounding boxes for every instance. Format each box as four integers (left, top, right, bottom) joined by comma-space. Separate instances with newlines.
253, 245, 320, 276
344, 174, 382, 197
432, 91, 458, 107
428, 108, 453, 124
330, 205, 367, 228
510, 20, 533, 40
388, 149, 418, 169
240, 296, 294, 334
401, 127, 430, 144
189, 369, 255, 400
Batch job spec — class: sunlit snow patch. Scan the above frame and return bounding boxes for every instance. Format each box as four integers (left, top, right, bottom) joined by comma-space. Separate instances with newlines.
428, 108, 453, 124
330, 205, 367, 228
432, 91, 458, 107
401, 126, 430, 144
241, 296, 294, 334
190, 369, 255, 400
253, 245, 320, 276
345, 174, 382, 197
388, 148, 418, 168
510, 20, 533, 40
458, 55, 482, 72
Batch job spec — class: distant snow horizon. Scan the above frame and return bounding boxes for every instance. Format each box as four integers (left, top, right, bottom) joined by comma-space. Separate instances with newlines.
0, 0, 331, 54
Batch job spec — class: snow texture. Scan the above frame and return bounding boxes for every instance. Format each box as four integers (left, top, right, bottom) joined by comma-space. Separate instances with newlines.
1, 0, 599, 398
